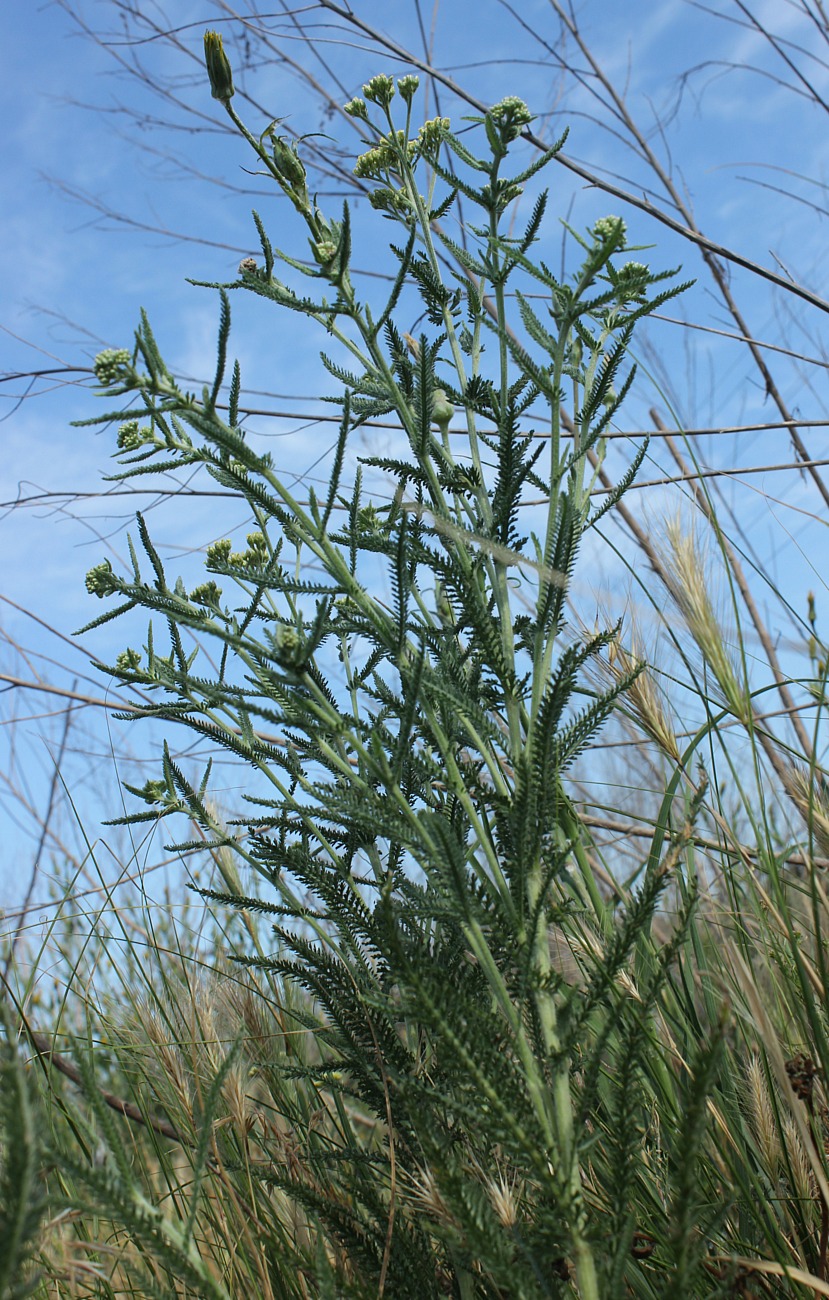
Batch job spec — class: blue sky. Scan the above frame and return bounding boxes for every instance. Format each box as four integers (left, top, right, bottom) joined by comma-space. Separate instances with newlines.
3, 0, 829, 912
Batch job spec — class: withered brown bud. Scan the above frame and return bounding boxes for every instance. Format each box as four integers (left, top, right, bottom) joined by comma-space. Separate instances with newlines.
785, 1053, 818, 1103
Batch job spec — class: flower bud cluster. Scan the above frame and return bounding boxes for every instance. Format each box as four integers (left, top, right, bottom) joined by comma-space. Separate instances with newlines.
189, 581, 223, 608
312, 239, 338, 265
362, 74, 396, 108
116, 648, 142, 671
354, 129, 416, 180
489, 96, 534, 144
616, 260, 648, 290
613, 260, 650, 305
116, 420, 154, 452
344, 97, 368, 121
85, 559, 119, 599
272, 622, 306, 669
367, 187, 415, 219
355, 503, 387, 537
206, 539, 233, 569
206, 533, 269, 572
593, 216, 627, 248
397, 75, 420, 104
417, 117, 450, 155
94, 349, 132, 388
133, 778, 179, 809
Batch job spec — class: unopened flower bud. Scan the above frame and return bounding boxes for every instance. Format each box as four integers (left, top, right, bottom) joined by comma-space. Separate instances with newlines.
204, 30, 235, 103
432, 389, 454, 432
271, 137, 306, 188
239, 257, 258, 276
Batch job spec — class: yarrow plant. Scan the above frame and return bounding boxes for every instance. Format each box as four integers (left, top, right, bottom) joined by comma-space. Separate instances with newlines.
64, 33, 730, 1297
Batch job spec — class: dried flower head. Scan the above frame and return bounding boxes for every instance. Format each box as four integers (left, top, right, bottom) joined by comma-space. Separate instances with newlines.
785, 1052, 818, 1104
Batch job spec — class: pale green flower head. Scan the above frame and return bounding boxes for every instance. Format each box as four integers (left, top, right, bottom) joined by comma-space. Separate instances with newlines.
116, 648, 142, 671
354, 146, 386, 180
94, 348, 131, 388
620, 260, 647, 278
190, 581, 223, 608
417, 117, 450, 153
615, 260, 650, 301
312, 239, 338, 265
354, 130, 412, 179
362, 74, 395, 109
246, 531, 268, 556
85, 559, 119, 599
344, 97, 368, 120
593, 215, 627, 247
273, 623, 305, 668
489, 95, 534, 142
204, 30, 234, 103
397, 75, 420, 104
368, 186, 415, 218
206, 539, 232, 569
116, 420, 153, 452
